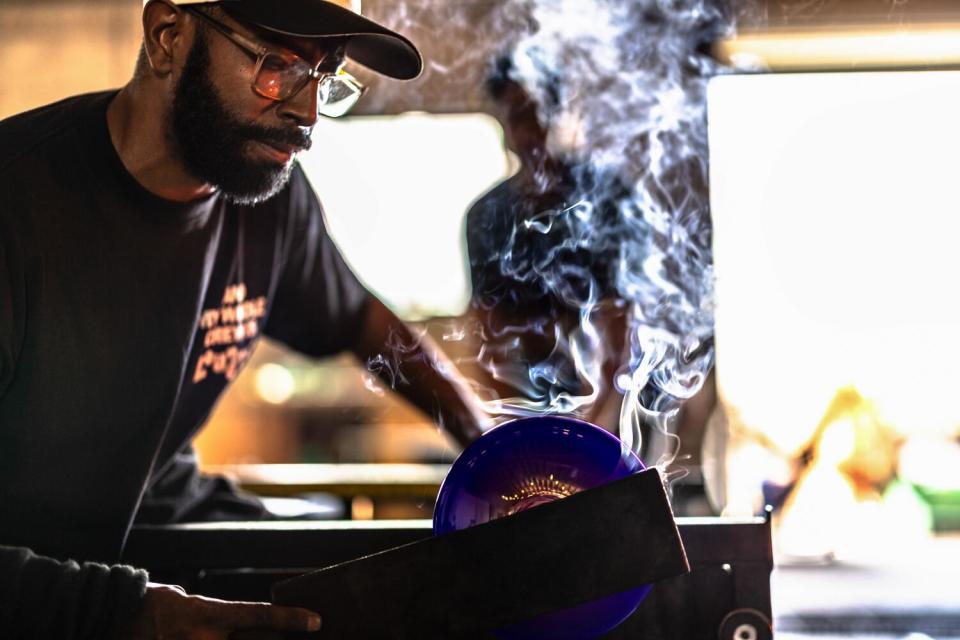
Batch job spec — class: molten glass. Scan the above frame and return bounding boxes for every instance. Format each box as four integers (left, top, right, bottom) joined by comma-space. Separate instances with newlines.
433, 416, 651, 640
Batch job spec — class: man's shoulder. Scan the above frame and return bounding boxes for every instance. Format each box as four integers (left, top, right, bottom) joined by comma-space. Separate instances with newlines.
0, 92, 114, 175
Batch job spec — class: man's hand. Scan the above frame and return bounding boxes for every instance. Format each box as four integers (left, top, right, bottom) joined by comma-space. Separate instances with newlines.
123, 582, 322, 639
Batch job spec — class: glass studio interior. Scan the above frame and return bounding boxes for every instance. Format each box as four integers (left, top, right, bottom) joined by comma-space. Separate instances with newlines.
3, 1, 960, 638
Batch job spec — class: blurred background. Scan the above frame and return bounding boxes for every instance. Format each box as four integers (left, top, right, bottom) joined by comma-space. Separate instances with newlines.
4, 0, 960, 635
4, 0, 960, 526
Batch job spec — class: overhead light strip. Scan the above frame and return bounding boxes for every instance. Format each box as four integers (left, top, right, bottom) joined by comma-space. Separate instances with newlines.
715, 24, 960, 71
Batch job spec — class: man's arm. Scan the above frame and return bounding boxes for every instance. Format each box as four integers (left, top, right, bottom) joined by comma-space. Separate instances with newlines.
0, 544, 147, 639
351, 296, 490, 449
263, 170, 489, 447
0, 545, 322, 639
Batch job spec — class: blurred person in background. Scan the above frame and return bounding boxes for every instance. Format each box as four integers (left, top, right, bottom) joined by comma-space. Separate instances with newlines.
465, 55, 632, 430
0, 0, 486, 637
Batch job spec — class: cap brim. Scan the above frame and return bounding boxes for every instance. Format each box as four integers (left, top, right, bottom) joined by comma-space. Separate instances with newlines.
218, 0, 422, 80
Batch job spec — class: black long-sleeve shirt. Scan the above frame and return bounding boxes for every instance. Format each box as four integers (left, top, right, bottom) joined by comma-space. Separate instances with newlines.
0, 92, 369, 638
0, 546, 147, 639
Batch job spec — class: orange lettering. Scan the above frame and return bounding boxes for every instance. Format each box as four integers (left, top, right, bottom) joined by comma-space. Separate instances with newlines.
222, 283, 248, 305
192, 350, 215, 383
191, 344, 254, 385
200, 309, 220, 329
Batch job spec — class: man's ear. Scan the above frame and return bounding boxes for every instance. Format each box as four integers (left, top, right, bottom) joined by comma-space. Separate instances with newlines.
142, 0, 191, 76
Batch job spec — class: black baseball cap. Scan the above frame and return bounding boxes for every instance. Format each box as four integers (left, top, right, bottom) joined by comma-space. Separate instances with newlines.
162, 0, 422, 80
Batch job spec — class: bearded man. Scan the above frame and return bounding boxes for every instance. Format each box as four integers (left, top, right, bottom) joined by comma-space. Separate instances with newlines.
0, 1, 485, 637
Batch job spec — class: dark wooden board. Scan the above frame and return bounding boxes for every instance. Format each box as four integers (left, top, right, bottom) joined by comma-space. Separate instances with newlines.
272, 468, 689, 638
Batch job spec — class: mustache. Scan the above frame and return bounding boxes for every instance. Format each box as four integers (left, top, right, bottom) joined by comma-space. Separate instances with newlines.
240, 123, 313, 152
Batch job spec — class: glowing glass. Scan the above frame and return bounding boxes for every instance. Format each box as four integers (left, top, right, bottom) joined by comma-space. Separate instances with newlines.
186, 7, 365, 118
433, 416, 651, 640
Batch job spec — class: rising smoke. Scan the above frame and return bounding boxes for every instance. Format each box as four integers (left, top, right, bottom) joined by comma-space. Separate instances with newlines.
366, 0, 742, 465
498, 0, 732, 463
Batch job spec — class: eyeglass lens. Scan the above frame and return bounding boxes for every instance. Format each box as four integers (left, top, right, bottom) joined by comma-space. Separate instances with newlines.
254, 53, 362, 117
318, 76, 363, 118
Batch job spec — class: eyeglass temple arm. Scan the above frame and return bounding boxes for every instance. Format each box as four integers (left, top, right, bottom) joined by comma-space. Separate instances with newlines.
185, 7, 268, 59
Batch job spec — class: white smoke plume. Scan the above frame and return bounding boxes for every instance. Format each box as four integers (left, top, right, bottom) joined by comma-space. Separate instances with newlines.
483, 0, 733, 461
365, 0, 744, 465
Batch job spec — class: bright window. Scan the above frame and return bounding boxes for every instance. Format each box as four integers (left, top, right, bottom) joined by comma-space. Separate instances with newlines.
708, 71, 960, 556
298, 113, 512, 320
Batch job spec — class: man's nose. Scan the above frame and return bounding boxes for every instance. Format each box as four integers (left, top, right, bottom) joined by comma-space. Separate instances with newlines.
277, 78, 320, 128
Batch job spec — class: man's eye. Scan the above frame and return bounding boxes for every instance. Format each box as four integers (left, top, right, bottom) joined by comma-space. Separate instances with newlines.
261, 55, 290, 72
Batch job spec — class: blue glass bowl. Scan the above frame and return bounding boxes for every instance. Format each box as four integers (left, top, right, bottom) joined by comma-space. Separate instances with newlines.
433, 416, 652, 640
